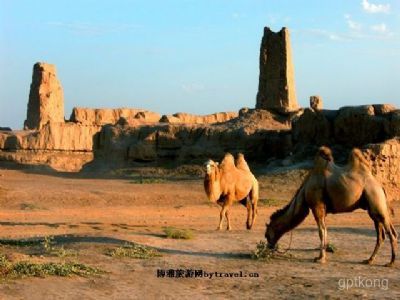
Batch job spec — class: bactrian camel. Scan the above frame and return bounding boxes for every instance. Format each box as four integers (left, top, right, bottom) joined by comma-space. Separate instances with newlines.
265, 146, 398, 266
204, 153, 259, 230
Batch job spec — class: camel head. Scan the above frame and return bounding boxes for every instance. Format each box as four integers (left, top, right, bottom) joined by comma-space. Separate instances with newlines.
265, 205, 290, 248
204, 159, 219, 175
265, 222, 277, 249
203, 159, 221, 202
265, 215, 283, 249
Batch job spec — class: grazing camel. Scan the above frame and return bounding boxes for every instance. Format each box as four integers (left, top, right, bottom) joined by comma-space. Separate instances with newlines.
265, 146, 398, 266
204, 153, 259, 230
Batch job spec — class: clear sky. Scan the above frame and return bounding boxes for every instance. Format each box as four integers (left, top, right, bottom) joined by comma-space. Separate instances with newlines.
1, 0, 399, 129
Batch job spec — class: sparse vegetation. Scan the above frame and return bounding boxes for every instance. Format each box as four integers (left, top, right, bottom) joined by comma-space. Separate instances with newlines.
0, 237, 77, 257
258, 198, 285, 207
20, 203, 41, 210
251, 240, 275, 261
326, 242, 337, 253
163, 227, 194, 240
251, 241, 294, 261
0, 254, 102, 278
41, 236, 77, 257
130, 177, 167, 184
106, 243, 161, 259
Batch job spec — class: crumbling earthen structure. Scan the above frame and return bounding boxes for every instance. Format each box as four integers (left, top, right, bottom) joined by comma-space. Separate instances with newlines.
24, 63, 65, 130
256, 27, 298, 113
159, 112, 238, 124
0, 26, 399, 200
310, 95, 323, 111
70, 107, 161, 125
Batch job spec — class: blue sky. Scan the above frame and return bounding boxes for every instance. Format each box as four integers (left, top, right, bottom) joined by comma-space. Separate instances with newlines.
1, 0, 399, 129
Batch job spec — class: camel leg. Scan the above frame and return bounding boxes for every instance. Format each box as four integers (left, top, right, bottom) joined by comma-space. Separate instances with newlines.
312, 206, 327, 263
225, 209, 231, 231
246, 198, 252, 230
383, 219, 398, 267
364, 220, 384, 265
218, 202, 230, 231
249, 198, 258, 230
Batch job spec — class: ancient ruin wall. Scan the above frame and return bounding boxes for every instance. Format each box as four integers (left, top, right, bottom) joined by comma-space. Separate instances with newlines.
256, 27, 298, 112
70, 107, 161, 125
159, 112, 238, 124
364, 138, 400, 201
24, 63, 65, 130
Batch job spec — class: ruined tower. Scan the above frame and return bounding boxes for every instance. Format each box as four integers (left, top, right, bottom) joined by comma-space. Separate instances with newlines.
256, 27, 298, 112
24, 62, 64, 130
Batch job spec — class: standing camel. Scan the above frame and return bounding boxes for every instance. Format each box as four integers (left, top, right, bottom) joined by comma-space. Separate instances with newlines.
204, 153, 259, 230
265, 146, 397, 266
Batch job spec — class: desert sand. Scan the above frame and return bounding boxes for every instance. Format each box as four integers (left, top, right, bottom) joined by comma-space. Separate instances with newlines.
0, 167, 398, 299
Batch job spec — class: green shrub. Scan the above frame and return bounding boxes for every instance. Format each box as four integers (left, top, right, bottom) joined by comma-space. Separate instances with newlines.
163, 227, 194, 240
106, 243, 161, 259
251, 240, 274, 261
0, 254, 102, 278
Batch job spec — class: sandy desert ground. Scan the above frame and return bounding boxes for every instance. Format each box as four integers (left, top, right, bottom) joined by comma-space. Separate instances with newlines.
0, 167, 398, 299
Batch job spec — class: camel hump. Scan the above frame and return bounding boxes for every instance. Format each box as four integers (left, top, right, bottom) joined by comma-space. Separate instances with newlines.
349, 148, 371, 172
220, 153, 236, 171
235, 153, 251, 172
317, 146, 333, 162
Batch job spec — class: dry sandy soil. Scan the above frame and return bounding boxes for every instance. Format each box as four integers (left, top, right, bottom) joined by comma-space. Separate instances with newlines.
0, 167, 398, 299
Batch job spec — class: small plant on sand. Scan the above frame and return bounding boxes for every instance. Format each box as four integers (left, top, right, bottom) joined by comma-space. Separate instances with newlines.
163, 227, 194, 240
20, 203, 40, 210
251, 241, 293, 261
0, 254, 102, 278
326, 242, 337, 253
251, 240, 275, 261
130, 176, 167, 184
258, 198, 284, 207
42, 236, 55, 253
106, 243, 161, 259
41, 236, 77, 257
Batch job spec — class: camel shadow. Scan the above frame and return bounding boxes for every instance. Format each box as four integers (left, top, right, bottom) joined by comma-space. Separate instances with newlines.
0, 234, 132, 247
0, 234, 252, 260
0, 221, 67, 228
296, 226, 376, 238
153, 247, 251, 260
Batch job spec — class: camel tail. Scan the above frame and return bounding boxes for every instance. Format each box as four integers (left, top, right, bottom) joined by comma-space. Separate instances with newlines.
269, 174, 311, 235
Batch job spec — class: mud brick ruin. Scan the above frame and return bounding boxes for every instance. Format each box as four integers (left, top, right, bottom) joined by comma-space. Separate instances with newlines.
24, 63, 65, 130
0, 27, 399, 200
256, 27, 298, 113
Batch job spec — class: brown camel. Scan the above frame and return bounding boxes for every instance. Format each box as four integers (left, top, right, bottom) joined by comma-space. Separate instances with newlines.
204, 153, 259, 230
265, 146, 398, 266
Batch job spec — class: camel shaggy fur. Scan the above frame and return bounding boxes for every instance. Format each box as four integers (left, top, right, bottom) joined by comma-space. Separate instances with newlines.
204, 153, 259, 230
266, 146, 398, 266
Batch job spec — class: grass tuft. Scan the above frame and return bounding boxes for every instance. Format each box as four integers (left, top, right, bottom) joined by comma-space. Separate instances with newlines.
130, 177, 167, 184
106, 243, 161, 259
251, 240, 275, 261
0, 237, 77, 258
42, 236, 77, 257
326, 242, 337, 253
163, 227, 194, 240
258, 198, 284, 207
20, 203, 41, 211
0, 254, 102, 278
